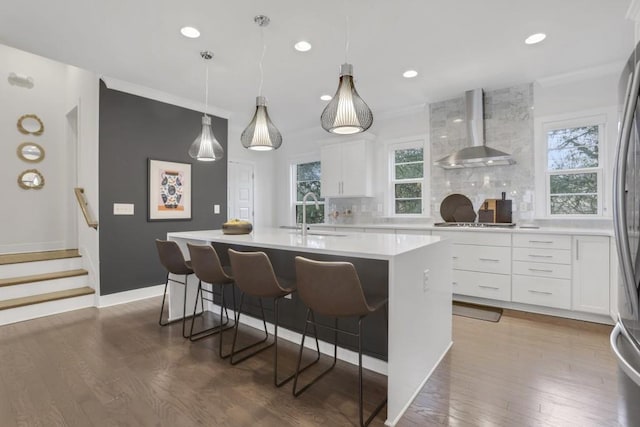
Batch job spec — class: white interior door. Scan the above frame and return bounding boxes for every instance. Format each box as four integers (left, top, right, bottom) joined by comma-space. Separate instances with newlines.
228, 161, 254, 223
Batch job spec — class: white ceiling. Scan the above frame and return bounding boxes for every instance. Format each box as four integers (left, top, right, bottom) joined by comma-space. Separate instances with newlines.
0, 0, 635, 133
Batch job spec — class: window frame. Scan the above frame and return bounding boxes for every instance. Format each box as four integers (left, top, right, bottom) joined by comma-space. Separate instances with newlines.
290, 158, 325, 225
387, 138, 428, 217
535, 113, 608, 218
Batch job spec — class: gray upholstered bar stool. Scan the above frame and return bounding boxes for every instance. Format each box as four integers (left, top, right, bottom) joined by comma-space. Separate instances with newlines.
186, 243, 236, 356
293, 256, 388, 427
227, 249, 320, 387
155, 239, 196, 338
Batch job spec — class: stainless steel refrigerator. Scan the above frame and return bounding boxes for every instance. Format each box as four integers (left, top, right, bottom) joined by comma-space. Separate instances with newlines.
611, 40, 640, 424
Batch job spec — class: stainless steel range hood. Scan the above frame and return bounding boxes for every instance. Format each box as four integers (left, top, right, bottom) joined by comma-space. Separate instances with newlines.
434, 89, 515, 169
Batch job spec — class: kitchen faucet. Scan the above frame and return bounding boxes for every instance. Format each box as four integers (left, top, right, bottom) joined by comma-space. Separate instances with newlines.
301, 192, 319, 237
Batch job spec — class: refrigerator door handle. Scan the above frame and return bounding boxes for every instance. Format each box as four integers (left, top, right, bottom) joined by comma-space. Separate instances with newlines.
614, 60, 640, 318
611, 322, 640, 387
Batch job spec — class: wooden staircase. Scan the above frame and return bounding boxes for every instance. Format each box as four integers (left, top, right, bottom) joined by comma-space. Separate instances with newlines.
0, 249, 95, 325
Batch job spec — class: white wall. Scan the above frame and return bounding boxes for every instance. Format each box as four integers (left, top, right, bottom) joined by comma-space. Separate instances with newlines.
533, 68, 619, 221
64, 65, 100, 294
0, 44, 72, 253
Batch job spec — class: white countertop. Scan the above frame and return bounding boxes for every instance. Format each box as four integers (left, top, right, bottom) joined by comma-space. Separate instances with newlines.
311, 222, 614, 236
167, 228, 444, 260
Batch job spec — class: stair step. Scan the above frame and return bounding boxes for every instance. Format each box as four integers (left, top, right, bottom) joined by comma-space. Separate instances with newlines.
0, 269, 88, 287
0, 249, 80, 265
0, 286, 95, 311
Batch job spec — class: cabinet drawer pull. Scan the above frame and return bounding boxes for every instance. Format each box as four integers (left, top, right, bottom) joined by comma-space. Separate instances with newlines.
528, 254, 553, 258
528, 289, 553, 295
479, 285, 499, 290
528, 240, 554, 244
479, 258, 500, 262
528, 268, 553, 273
452, 256, 458, 259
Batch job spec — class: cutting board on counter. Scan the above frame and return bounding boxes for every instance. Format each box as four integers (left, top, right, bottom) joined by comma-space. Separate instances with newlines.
478, 199, 497, 223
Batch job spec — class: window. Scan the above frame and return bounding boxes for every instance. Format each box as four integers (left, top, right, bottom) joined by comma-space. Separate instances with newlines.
390, 142, 425, 215
293, 161, 324, 224
545, 122, 603, 216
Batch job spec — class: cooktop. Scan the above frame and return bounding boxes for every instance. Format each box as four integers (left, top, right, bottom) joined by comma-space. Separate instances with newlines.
434, 222, 516, 228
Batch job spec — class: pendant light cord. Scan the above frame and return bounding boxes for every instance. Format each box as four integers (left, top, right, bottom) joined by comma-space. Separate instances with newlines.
258, 25, 266, 96
344, 0, 350, 63
204, 61, 209, 115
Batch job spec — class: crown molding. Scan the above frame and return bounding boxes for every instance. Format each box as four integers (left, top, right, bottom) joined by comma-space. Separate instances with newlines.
535, 61, 623, 88
102, 76, 231, 119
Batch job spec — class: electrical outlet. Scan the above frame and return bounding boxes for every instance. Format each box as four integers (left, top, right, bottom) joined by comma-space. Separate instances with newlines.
423, 269, 430, 292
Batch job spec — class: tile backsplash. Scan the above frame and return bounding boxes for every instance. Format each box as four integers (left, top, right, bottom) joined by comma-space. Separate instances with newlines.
430, 83, 535, 222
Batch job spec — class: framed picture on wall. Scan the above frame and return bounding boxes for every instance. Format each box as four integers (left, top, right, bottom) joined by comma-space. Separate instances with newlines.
148, 159, 192, 221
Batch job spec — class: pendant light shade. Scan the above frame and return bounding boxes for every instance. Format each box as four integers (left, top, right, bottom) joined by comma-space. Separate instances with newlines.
189, 115, 224, 161
241, 96, 282, 150
241, 15, 283, 151
189, 51, 224, 162
321, 63, 373, 134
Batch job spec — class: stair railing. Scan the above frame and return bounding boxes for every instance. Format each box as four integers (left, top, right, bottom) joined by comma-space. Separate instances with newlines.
74, 188, 98, 230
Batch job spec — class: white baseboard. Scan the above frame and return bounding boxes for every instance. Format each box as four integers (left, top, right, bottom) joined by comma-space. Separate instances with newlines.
98, 284, 164, 308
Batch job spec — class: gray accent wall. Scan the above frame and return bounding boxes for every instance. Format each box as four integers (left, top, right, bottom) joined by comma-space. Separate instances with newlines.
99, 81, 228, 295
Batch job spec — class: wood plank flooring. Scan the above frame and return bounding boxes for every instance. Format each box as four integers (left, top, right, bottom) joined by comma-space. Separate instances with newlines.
0, 298, 627, 426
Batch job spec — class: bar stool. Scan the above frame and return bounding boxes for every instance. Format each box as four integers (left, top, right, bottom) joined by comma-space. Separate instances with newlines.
155, 239, 198, 338
186, 243, 236, 357
227, 249, 321, 387
293, 256, 388, 427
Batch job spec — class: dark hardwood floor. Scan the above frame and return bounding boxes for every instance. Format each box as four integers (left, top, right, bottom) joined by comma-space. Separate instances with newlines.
0, 297, 627, 426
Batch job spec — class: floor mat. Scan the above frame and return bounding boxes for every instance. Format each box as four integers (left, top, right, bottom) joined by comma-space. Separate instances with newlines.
452, 301, 502, 322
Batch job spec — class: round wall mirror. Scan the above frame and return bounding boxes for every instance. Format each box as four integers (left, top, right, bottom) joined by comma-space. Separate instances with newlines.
17, 114, 44, 136
18, 169, 45, 190
17, 142, 45, 163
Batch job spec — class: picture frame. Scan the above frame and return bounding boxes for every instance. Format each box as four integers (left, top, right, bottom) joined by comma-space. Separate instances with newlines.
148, 159, 192, 221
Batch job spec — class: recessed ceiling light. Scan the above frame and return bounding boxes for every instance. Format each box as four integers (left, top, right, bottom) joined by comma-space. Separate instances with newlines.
180, 26, 200, 38
320, 94, 332, 101
294, 41, 312, 52
402, 70, 418, 78
440, 135, 447, 139
452, 118, 463, 123
525, 33, 546, 45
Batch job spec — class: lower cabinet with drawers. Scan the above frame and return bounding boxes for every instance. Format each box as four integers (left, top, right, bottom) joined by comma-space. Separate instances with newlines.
432, 231, 512, 302
512, 233, 572, 310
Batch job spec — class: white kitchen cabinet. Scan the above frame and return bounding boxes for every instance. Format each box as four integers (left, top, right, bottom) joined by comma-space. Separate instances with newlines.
433, 230, 512, 301
572, 235, 610, 315
512, 232, 572, 309
320, 140, 372, 197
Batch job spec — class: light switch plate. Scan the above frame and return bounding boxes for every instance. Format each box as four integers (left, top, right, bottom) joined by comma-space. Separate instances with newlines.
214, 204, 220, 214
113, 203, 134, 215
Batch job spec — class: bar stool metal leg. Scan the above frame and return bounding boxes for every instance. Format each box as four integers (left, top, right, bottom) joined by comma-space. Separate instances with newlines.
230, 293, 272, 364
189, 280, 233, 343
292, 310, 336, 397
158, 272, 192, 339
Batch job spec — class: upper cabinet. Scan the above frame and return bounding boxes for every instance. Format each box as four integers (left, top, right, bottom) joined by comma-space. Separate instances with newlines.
320, 139, 373, 197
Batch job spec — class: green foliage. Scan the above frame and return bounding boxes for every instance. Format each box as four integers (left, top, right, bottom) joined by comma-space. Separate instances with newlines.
550, 195, 597, 215
295, 205, 325, 224
296, 180, 322, 201
395, 183, 422, 198
395, 148, 423, 163
296, 161, 321, 181
396, 200, 422, 214
550, 173, 597, 194
396, 163, 423, 179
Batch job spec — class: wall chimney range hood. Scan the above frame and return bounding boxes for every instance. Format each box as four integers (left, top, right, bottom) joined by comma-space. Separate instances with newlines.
434, 89, 515, 169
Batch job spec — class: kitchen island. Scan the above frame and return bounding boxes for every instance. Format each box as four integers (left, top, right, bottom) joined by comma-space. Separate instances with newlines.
167, 228, 452, 426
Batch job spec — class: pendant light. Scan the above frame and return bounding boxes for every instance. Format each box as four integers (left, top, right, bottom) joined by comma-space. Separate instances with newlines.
320, 5, 373, 135
188, 51, 224, 161
241, 15, 283, 151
